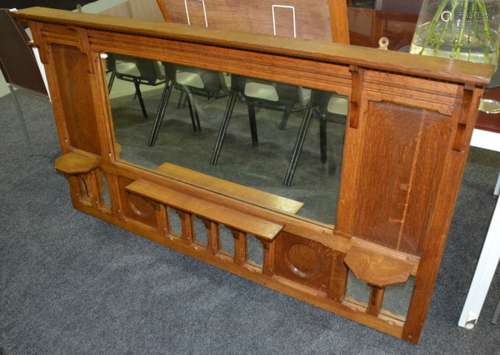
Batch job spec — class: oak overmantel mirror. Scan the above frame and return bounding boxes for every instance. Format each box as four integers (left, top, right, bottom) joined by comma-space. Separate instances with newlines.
14, 7, 494, 344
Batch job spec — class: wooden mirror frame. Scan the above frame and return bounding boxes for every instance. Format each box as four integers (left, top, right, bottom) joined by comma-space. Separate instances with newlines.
14, 7, 493, 343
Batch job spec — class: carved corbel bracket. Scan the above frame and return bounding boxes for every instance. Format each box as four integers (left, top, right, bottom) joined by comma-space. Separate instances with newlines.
74, 28, 95, 74
344, 246, 412, 288
348, 65, 365, 129
55, 151, 100, 175
55, 152, 101, 206
29, 22, 49, 64
344, 246, 413, 316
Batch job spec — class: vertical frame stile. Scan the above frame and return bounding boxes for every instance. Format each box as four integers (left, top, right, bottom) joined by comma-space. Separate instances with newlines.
328, 251, 348, 302
29, 22, 72, 153
87, 36, 118, 164
335, 66, 367, 237
86, 33, 124, 223
402, 86, 484, 343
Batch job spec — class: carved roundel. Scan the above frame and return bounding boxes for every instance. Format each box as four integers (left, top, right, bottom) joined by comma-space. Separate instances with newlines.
285, 243, 321, 279
128, 193, 155, 218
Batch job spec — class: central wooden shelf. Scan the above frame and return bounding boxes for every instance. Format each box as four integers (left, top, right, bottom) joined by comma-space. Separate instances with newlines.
126, 179, 284, 241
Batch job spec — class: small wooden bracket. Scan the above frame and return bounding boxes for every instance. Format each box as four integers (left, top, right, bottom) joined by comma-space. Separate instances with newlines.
55, 152, 100, 175
30, 22, 48, 64
348, 65, 364, 129
344, 246, 412, 288
74, 28, 94, 74
452, 85, 475, 152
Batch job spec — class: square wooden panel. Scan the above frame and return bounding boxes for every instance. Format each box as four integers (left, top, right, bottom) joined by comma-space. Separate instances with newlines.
353, 101, 453, 254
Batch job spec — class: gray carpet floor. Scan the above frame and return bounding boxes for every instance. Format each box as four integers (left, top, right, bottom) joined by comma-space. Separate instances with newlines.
1, 89, 500, 354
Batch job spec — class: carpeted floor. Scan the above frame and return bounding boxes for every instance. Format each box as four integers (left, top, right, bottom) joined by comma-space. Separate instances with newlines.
1, 89, 499, 354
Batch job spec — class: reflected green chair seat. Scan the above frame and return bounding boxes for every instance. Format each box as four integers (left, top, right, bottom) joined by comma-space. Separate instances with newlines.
244, 82, 279, 102
147, 64, 229, 146
176, 71, 205, 90
328, 96, 349, 116
114, 61, 140, 77
107, 54, 166, 119
210, 75, 313, 183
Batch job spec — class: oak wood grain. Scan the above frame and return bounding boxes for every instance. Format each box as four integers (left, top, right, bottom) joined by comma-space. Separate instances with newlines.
344, 246, 412, 287
14, 7, 494, 85
55, 152, 99, 174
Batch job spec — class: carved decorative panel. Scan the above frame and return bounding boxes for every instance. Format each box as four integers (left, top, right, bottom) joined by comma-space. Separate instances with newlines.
51, 44, 101, 155
275, 232, 333, 292
118, 177, 157, 227
353, 101, 453, 254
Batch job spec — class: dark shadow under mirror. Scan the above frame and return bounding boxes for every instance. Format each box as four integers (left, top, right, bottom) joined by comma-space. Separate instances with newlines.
104, 53, 348, 224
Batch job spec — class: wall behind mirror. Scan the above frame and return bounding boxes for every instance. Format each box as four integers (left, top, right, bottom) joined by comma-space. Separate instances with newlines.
104, 53, 349, 224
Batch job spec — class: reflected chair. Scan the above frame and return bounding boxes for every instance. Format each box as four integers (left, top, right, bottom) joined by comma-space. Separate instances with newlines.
147, 63, 228, 146
107, 54, 166, 118
209, 74, 309, 165
283, 90, 348, 186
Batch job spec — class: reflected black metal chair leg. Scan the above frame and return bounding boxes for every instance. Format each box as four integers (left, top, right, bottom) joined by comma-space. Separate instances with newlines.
320, 115, 327, 164
134, 80, 148, 119
195, 107, 202, 131
186, 90, 202, 131
147, 83, 173, 146
278, 108, 291, 130
248, 103, 258, 146
283, 108, 314, 186
108, 71, 116, 94
210, 92, 238, 166
177, 90, 186, 109
185, 92, 199, 132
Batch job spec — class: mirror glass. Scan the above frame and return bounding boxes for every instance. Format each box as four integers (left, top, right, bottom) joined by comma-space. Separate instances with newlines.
104, 53, 348, 224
